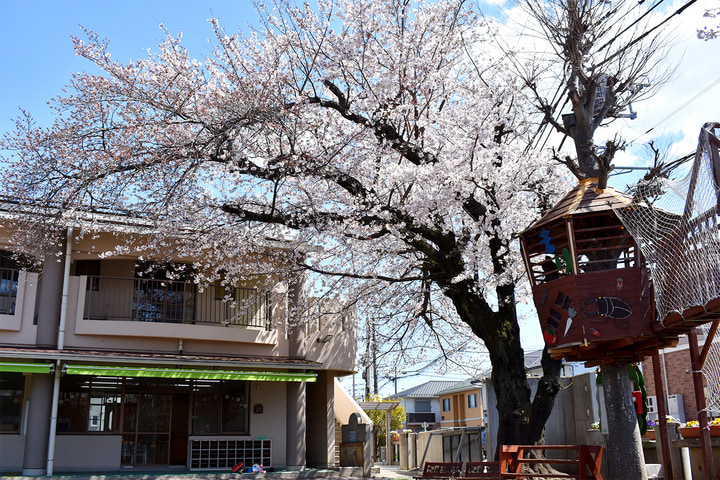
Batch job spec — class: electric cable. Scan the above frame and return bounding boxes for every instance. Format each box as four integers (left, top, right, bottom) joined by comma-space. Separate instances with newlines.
629, 75, 720, 143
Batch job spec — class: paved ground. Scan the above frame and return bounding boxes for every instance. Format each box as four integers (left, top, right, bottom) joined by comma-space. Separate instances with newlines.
0, 465, 416, 480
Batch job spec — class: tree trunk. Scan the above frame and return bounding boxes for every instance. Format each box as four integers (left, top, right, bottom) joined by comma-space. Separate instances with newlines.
445, 281, 562, 460
601, 361, 647, 480
485, 308, 563, 459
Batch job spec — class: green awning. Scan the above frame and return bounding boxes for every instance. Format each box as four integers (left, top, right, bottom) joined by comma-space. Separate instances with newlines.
0, 362, 53, 374
64, 364, 316, 382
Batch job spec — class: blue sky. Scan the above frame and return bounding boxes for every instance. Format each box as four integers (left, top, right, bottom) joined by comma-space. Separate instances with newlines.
1, 0, 718, 396
0, 1, 258, 135
1, 0, 716, 182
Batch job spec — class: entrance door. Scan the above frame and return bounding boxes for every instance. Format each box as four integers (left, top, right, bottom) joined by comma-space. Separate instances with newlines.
170, 394, 190, 465
122, 393, 172, 466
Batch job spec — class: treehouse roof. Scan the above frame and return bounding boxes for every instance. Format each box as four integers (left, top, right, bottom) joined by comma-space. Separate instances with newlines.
526, 178, 632, 232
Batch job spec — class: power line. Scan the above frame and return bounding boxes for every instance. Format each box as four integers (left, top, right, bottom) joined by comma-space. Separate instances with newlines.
630, 75, 720, 143
595, 0, 699, 70
597, 0, 668, 53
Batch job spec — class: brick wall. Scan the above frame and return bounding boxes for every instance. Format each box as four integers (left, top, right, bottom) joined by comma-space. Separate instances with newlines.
642, 348, 706, 421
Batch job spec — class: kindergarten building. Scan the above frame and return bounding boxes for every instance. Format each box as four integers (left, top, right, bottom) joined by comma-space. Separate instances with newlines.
0, 204, 357, 474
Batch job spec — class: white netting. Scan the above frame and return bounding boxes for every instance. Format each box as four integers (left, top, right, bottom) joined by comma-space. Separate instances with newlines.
614, 122, 720, 412
614, 123, 720, 323
701, 323, 720, 414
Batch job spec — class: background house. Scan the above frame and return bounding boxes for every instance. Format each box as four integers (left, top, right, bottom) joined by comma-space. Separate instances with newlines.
640, 329, 719, 424
390, 381, 459, 432
436, 378, 485, 429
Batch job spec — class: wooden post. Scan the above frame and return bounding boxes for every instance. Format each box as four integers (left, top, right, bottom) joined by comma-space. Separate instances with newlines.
651, 351, 674, 480
700, 319, 720, 368
689, 327, 715, 479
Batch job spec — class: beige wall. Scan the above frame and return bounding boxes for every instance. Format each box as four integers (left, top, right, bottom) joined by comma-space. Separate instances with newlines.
54, 435, 122, 471
0, 435, 24, 472
249, 381, 288, 466
413, 431, 445, 466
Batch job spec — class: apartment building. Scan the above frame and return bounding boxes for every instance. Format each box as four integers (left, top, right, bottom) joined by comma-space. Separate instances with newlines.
0, 207, 356, 474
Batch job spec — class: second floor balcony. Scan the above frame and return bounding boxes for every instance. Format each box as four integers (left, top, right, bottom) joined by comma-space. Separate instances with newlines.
82, 276, 270, 329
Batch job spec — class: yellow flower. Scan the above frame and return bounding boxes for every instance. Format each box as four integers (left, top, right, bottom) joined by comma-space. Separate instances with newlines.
684, 421, 699, 428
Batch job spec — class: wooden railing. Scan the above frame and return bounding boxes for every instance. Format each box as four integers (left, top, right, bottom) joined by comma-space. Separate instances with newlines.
499, 445, 603, 480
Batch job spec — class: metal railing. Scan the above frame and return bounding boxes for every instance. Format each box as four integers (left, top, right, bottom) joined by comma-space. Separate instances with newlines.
0, 267, 19, 315
82, 276, 269, 329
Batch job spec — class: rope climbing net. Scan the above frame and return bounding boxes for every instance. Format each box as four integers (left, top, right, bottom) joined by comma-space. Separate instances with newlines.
614, 122, 720, 324
701, 322, 720, 414
615, 122, 720, 411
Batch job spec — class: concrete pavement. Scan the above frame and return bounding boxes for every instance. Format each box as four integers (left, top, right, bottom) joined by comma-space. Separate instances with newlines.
0, 464, 417, 480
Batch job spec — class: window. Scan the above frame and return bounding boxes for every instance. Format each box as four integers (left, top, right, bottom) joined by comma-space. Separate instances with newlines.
468, 393, 478, 409
88, 391, 122, 432
415, 399, 431, 412
75, 260, 101, 291
0, 372, 24, 433
58, 375, 122, 433
226, 287, 268, 328
221, 382, 250, 434
442, 398, 451, 412
0, 251, 20, 315
193, 380, 220, 434
193, 380, 250, 434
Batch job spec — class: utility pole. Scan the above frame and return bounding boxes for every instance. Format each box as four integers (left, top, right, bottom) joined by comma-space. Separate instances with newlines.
372, 322, 378, 395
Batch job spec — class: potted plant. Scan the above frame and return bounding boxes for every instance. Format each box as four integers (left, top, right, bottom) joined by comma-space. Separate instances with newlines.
679, 418, 720, 438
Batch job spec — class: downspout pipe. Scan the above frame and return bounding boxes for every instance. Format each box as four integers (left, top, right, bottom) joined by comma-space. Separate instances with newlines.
47, 226, 73, 475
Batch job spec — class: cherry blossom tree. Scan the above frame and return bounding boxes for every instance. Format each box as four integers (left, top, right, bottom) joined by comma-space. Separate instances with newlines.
2, 0, 570, 452
698, 0, 719, 40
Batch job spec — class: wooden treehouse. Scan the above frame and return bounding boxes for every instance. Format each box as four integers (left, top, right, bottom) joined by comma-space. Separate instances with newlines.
518, 122, 720, 478
519, 178, 679, 365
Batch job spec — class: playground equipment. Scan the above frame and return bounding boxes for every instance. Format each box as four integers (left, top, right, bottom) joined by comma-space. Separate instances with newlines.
520, 122, 720, 365
521, 122, 720, 478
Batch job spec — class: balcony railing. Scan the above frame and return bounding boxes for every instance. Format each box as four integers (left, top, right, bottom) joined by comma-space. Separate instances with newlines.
0, 267, 19, 315
406, 412, 436, 424
82, 276, 269, 329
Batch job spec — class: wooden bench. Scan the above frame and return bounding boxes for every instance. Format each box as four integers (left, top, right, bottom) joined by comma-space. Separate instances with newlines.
413, 462, 463, 479
498, 445, 603, 480
458, 461, 500, 479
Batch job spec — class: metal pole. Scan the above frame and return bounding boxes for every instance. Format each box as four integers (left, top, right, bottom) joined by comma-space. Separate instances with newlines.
47, 227, 73, 475
386, 409, 392, 465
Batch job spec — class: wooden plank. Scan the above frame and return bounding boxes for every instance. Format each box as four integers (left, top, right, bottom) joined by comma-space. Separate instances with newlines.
689, 328, 715, 478
700, 320, 720, 369
652, 352, 675, 480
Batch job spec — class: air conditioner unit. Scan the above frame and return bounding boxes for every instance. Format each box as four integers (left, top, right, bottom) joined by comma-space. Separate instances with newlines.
647, 395, 657, 415
646, 395, 685, 423
667, 394, 685, 423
